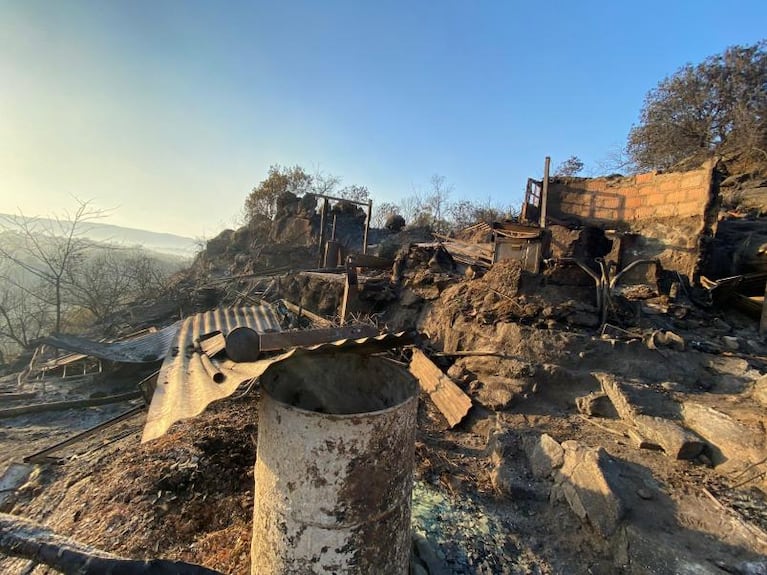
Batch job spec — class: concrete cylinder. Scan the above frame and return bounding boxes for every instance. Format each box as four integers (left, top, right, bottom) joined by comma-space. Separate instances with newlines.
252, 353, 418, 575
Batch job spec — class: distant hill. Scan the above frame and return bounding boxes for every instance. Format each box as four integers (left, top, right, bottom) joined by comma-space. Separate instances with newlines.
0, 214, 198, 258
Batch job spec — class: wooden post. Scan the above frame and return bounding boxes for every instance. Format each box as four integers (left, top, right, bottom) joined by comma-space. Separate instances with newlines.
317, 198, 328, 268
339, 257, 358, 325
761, 279, 767, 337
362, 199, 372, 255
540, 156, 550, 229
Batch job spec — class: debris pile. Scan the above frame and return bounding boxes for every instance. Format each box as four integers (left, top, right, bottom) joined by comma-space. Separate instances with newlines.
2, 159, 767, 574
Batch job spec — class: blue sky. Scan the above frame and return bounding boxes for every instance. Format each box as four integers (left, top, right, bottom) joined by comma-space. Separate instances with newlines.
1, 1, 766, 237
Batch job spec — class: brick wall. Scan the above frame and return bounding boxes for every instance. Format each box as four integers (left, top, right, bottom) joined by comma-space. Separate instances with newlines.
547, 160, 715, 226
546, 160, 718, 280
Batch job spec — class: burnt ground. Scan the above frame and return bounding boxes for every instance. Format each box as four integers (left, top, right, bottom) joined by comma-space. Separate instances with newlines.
1, 259, 767, 574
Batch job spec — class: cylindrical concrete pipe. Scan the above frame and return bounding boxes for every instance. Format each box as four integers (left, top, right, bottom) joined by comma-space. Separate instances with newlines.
252, 353, 418, 574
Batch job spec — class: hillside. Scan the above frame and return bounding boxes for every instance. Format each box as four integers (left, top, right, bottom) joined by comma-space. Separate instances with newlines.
0, 214, 198, 258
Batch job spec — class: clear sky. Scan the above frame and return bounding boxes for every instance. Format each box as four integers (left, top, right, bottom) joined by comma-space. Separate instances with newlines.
2, 1, 766, 238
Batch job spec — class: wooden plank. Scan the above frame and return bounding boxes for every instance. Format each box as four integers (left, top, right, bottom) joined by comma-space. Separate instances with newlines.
197, 332, 225, 357
409, 349, 472, 428
280, 299, 334, 327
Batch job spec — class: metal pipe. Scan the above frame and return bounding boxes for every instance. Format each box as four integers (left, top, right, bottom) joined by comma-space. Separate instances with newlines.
199, 353, 225, 384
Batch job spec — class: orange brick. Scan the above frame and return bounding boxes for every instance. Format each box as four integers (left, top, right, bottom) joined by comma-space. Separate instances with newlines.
681, 174, 703, 188
659, 179, 680, 192
594, 208, 618, 221
647, 193, 667, 206
595, 194, 622, 209
665, 190, 687, 204
585, 180, 608, 192
625, 195, 643, 209
685, 189, 709, 203
634, 171, 656, 184
676, 201, 704, 216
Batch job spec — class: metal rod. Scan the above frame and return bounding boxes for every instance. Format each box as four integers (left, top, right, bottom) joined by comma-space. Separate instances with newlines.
307, 192, 369, 207
24, 406, 144, 462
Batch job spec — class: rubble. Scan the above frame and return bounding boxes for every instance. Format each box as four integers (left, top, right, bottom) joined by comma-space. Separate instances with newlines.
2, 159, 767, 574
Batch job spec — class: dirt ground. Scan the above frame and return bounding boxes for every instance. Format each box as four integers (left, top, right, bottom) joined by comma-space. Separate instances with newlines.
2, 258, 767, 574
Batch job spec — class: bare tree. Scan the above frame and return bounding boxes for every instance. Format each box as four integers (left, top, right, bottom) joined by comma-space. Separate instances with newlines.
64, 249, 170, 333
0, 263, 52, 352
425, 174, 453, 233
372, 202, 400, 228
554, 155, 585, 177
398, 190, 428, 228
0, 199, 106, 333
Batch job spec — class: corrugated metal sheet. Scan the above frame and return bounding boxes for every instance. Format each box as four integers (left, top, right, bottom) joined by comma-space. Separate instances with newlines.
143, 304, 282, 442
142, 306, 413, 443
40, 323, 181, 364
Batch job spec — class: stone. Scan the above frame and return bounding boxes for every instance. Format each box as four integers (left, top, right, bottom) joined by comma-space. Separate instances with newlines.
752, 375, 767, 407
575, 392, 617, 417
491, 462, 541, 501
552, 443, 625, 537
400, 289, 423, 308
527, 434, 565, 479
722, 336, 740, 351
475, 376, 532, 411
566, 311, 600, 328
446, 363, 467, 382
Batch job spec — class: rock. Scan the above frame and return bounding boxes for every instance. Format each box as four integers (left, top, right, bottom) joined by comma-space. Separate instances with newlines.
527, 434, 565, 478
476, 386, 515, 411
575, 392, 617, 417
636, 488, 653, 500
682, 402, 767, 467
475, 376, 532, 410
400, 289, 423, 308
552, 443, 625, 537
491, 462, 541, 500
566, 311, 600, 328
722, 336, 740, 351
446, 363, 467, 382
752, 375, 767, 407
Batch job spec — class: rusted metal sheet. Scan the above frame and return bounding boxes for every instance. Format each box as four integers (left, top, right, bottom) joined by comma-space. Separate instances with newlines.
40, 324, 181, 364
493, 237, 542, 272
142, 301, 413, 442
143, 304, 282, 442
409, 348, 472, 428
252, 354, 417, 574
